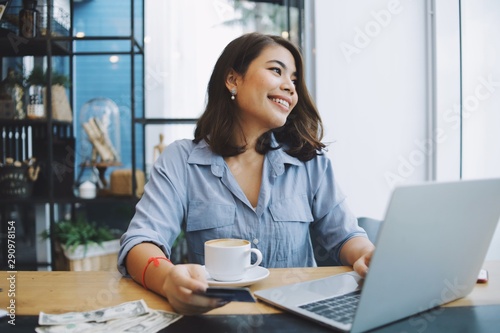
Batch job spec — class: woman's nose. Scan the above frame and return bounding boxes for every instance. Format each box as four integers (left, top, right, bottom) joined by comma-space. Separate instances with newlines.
282, 80, 295, 95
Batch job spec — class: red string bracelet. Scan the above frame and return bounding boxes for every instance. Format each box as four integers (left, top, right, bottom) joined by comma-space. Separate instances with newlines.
141, 256, 172, 290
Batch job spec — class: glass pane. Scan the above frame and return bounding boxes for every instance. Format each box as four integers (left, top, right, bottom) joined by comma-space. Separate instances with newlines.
73, 0, 131, 37
461, 0, 500, 179
143, 123, 196, 176
144, 0, 302, 119
74, 39, 135, 54
134, 0, 144, 49
74, 55, 133, 181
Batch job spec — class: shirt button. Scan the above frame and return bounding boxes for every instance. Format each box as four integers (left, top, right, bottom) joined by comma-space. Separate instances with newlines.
253, 239, 259, 245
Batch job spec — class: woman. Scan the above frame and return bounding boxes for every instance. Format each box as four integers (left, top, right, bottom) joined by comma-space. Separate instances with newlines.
118, 32, 374, 315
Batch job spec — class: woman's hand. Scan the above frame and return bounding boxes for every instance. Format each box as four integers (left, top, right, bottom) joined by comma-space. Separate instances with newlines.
339, 236, 375, 278
352, 250, 373, 278
125, 244, 227, 315
162, 264, 228, 315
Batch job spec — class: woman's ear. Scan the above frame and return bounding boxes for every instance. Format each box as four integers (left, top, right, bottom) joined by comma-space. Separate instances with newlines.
225, 69, 239, 91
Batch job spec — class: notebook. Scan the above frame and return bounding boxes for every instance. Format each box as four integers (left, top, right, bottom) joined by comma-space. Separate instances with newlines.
254, 178, 500, 332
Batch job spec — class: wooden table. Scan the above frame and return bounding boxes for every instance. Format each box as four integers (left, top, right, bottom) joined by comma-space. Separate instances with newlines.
1, 261, 499, 316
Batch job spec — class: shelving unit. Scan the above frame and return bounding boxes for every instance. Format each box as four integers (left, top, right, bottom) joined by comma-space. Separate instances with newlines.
0, 0, 74, 270
0, 0, 144, 270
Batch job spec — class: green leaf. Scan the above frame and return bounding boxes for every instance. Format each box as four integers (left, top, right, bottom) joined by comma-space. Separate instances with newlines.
39, 215, 118, 255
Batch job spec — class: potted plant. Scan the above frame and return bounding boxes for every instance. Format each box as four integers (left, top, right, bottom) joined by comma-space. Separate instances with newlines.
25, 66, 72, 121
41, 217, 121, 271
25, 66, 70, 87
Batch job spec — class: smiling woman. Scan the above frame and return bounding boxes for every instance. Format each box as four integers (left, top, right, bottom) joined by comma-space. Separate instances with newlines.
119, 31, 374, 315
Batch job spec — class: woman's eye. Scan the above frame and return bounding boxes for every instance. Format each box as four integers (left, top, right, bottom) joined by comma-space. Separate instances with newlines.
271, 67, 281, 75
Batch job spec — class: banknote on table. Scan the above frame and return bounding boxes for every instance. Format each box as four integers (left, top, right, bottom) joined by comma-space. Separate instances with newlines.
36, 299, 183, 333
102, 309, 183, 332
39, 299, 149, 325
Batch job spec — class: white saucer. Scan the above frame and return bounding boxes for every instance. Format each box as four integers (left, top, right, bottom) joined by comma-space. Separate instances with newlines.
204, 266, 270, 287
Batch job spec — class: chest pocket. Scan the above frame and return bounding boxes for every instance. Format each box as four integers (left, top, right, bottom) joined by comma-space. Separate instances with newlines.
269, 194, 314, 263
186, 201, 235, 255
269, 194, 313, 223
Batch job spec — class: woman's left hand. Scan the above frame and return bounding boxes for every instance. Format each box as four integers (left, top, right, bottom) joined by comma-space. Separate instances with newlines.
339, 236, 375, 278
352, 249, 373, 278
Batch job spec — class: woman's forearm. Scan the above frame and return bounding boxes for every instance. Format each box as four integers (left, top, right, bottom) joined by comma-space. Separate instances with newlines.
125, 242, 174, 297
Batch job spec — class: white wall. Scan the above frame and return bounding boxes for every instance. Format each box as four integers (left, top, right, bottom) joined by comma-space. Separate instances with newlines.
314, 0, 429, 220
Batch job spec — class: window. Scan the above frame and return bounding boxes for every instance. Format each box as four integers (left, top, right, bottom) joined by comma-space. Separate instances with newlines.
460, 0, 500, 179
143, 0, 304, 171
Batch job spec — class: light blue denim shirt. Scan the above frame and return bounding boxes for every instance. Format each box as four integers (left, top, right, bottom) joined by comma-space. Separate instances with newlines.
118, 135, 366, 276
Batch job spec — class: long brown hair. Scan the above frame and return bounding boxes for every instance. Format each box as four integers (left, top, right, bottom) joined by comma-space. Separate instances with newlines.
194, 32, 325, 161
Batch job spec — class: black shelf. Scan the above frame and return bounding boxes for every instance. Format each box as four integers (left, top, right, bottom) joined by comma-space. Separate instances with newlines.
0, 34, 145, 58
0, 35, 71, 57
0, 118, 72, 126
1, 0, 145, 271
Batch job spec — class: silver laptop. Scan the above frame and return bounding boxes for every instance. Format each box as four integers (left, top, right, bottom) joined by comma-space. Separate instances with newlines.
255, 178, 500, 332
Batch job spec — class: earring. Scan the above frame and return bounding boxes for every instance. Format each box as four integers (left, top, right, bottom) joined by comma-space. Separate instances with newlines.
230, 88, 236, 100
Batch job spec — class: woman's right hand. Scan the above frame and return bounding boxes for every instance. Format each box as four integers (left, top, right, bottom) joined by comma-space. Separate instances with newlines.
162, 264, 228, 315
124, 243, 226, 315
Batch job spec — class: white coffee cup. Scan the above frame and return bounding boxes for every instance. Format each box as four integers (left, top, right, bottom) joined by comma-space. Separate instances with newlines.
204, 238, 263, 282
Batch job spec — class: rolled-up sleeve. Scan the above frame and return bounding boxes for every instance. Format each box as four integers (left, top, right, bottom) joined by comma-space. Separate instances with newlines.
117, 142, 189, 276
309, 156, 367, 265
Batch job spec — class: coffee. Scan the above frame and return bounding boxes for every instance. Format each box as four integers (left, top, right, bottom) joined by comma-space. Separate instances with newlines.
207, 239, 248, 247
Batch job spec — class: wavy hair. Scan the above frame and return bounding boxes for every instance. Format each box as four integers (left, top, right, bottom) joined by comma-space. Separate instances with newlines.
194, 32, 325, 161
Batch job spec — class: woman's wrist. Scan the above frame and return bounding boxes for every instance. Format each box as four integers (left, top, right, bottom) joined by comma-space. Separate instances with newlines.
142, 256, 173, 290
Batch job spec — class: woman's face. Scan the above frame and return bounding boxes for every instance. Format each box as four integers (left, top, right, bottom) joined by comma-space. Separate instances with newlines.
231, 44, 298, 136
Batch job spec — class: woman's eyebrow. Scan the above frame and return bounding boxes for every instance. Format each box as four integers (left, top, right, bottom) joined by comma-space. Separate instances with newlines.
266, 60, 297, 76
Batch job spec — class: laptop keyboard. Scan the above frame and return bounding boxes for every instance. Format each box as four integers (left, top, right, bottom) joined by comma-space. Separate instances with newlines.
298, 290, 361, 325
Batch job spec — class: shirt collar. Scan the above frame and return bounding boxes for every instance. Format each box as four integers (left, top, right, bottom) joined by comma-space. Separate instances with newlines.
266, 134, 302, 176
187, 134, 303, 177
